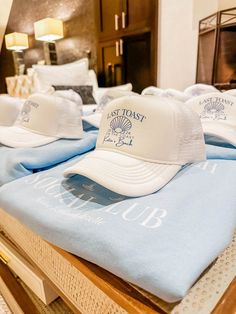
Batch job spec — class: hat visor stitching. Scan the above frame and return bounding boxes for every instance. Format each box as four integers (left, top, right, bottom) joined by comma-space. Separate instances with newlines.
64, 150, 181, 197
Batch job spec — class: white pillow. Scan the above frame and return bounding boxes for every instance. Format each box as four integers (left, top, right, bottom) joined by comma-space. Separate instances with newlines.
69, 60, 98, 90
33, 59, 89, 92
70, 58, 89, 66
29, 58, 89, 76
94, 83, 133, 103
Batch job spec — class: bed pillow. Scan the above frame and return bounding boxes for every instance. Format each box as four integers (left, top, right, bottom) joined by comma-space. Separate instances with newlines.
53, 85, 96, 105
33, 59, 89, 92
62, 61, 98, 90
29, 58, 89, 76
68, 57, 89, 66
93, 83, 133, 103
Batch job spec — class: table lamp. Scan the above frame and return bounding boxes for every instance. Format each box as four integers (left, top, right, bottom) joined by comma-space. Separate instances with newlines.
5, 32, 29, 51
34, 18, 64, 65
5, 32, 29, 75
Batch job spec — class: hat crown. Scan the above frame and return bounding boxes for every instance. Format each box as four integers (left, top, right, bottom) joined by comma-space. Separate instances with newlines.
17, 93, 83, 138
184, 84, 219, 97
0, 97, 22, 126
96, 96, 205, 165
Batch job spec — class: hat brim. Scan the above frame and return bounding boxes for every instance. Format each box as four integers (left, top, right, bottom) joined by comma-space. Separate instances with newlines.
82, 113, 102, 129
0, 126, 58, 148
203, 122, 236, 146
64, 150, 181, 197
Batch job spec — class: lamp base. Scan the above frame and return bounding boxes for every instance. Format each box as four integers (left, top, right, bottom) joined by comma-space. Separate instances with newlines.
43, 42, 58, 65
12, 51, 25, 75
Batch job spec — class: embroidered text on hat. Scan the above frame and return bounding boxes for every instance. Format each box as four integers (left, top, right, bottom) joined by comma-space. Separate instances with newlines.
187, 93, 236, 146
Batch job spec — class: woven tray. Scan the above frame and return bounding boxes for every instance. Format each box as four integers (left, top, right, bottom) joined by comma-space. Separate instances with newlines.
0, 207, 235, 314
19, 280, 73, 314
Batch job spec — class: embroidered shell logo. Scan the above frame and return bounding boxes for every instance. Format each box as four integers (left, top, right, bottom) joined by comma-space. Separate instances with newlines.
205, 102, 224, 113
201, 101, 226, 120
110, 116, 132, 133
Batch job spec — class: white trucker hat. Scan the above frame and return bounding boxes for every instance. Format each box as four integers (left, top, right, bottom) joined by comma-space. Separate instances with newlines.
141, 86, 163, 96
82, 113, 102, 129
223, 89, 236, 97
186, 93, 236, 146
0, 96, 24, 126
82, 90, 137, 129
53, 89, 83, 112
142, 87, 189, 102
160, 89, 190, 102
184, 84, 219, 98
64, 95, 206, 197
0, 93, 83, 148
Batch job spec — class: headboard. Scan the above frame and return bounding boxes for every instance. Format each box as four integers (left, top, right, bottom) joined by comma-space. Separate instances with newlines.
5, 75, 36, 99
5, 67, 98, 99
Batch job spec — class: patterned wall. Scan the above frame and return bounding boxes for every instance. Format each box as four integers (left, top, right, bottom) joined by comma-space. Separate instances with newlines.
0, 0, 97, 93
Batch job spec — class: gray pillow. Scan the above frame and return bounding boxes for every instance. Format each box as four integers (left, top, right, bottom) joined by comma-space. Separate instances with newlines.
53, 85, 96, 105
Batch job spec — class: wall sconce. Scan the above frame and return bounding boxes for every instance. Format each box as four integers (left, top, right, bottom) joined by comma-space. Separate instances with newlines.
34, 18, 64, 65
5, 32, 29, 75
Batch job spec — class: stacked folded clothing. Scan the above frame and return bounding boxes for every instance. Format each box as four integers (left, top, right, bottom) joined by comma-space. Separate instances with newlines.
0, 94, 235, 304
0, 143, 235, 302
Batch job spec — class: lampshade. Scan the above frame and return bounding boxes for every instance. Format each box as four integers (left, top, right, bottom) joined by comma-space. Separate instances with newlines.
34, 18, 63, 42
5, 32, 29, 51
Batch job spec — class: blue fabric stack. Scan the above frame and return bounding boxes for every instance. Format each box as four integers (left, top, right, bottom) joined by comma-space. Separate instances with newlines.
0, 143, 235, 302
